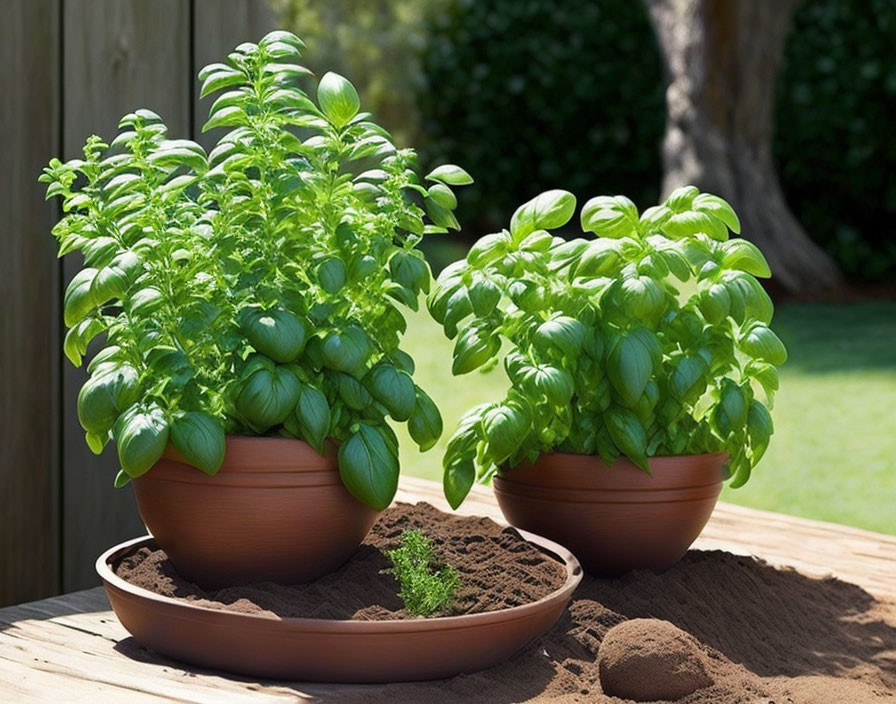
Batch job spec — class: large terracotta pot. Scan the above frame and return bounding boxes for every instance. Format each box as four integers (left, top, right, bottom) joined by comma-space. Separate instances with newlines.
492, 452, 727, 575
132, 436, 381, 588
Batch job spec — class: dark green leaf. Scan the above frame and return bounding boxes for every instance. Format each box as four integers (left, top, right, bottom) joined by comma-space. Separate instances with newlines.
170, 412, 226, 475
338, 423, 399, 510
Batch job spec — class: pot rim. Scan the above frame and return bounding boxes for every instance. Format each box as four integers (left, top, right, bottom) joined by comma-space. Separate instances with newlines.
96, 528, 583, 634
516, 450, 730, 463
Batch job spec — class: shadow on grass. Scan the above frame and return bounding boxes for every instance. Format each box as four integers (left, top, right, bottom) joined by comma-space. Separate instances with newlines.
774, 301, 896, 373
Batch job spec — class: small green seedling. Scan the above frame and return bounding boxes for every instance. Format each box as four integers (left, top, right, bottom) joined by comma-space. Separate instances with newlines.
385, 530, 459, 616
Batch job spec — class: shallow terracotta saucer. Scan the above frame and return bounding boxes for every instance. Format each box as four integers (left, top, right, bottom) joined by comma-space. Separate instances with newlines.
97, 530, 582, 683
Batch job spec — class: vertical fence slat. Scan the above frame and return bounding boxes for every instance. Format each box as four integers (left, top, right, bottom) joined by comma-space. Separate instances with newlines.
0, 0, 62, 607
61, 0, 191, 591
192, 0, 278, 146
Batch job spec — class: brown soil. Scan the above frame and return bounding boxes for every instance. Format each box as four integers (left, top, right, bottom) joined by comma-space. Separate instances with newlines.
114, 502, 568, 620
115, 504, 896, 703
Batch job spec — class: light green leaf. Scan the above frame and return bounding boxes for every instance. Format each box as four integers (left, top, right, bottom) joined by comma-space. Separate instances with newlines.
317, 72, 360, 127
510, 190, 576, 239
426, 164, 474, 186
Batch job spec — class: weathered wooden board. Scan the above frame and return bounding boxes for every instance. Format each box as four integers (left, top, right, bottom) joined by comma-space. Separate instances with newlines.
1, 478, 894, 702
0, 0, 62, 606
192, 0, 278, 146
60, 0, 191, 593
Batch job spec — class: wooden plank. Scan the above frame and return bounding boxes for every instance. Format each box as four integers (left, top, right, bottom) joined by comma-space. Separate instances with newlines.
1, 479, 896, 701
61, 0, 191, 592
0, 0, 62, 607
192, 0, 279, 146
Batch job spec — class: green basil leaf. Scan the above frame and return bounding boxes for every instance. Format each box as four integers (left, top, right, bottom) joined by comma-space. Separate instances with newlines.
607, 331, 653, 408
240, 307, 308, 363
670, 355, 709, 404
534, 316, 585, 359
170, 412, 226, 475
693, 193, 741, 234
63, 268, 99, 326
699, 282, 732, 324
408, 387, 443, 452
338, 423, 399, 510
322, 325, 371, 373
469, 276, 501, 317
483, 403, 530, 465
115, 405, 169, 478
77, 365, 140, 433
235, 367, 301, 431
317, 72, 360, 127
427, 183, 458, 210
336, 372, 374, 411
580, 195, 639, 239
720, 239, 771, 278
604, 406, 649, 472
425, 164, 474, 186
443, 456, 475, 510
510, 190, 576, 239
295, 384, 331, 451
363, 364, 416, 422
452, 325, 500, 375
740, 325, 788, 366
466, 231, 510, 267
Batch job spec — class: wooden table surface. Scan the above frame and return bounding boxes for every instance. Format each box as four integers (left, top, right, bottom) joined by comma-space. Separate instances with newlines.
2, 477, 894, 702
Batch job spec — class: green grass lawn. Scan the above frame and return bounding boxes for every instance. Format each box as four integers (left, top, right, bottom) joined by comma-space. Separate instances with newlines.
394, 300, 896, 535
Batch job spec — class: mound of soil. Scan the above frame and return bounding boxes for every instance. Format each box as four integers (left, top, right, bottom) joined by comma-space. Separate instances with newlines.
116, 503, 896, 702
114, 502, 568, 620
598, 619, 713, 701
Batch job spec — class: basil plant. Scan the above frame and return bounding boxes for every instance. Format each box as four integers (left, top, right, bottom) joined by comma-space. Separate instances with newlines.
40, 32, 471, 510
432, 187, 785, 509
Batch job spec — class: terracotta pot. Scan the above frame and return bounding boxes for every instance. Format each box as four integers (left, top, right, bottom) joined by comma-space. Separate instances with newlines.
493, 452, 727, 575
132, 436, 380, 588
97, 531, 582, 682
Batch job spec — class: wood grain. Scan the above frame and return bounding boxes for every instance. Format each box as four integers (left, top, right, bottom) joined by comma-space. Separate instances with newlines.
0, 0, 61, 607
192, 0, 279, 147
1, 478, 894, 702
61, 0, 191, 592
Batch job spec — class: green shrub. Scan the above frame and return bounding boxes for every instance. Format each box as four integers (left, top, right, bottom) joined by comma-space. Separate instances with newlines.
774, 0, 896, 281
419, 0, 665, 232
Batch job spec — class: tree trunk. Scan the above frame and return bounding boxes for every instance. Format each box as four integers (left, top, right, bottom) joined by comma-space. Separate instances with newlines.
646, 0, 843, 297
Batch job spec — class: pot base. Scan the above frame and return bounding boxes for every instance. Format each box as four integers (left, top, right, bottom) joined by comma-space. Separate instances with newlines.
494, 452, 727, 575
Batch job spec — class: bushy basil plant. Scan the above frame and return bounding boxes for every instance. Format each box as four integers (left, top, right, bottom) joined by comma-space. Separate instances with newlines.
432, 187, 785, 508
40, 31, 471, 510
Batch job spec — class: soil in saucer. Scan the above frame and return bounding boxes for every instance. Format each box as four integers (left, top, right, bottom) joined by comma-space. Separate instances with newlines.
115, 503, 896, 703
113, 502, 568, 620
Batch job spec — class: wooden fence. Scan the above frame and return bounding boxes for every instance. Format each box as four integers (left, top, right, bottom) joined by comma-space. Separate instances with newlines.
1, 0, 280, 607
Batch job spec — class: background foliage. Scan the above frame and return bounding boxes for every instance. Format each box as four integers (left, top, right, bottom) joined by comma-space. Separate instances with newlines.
773, 0, 896, 281
418, 0, 665, 231
283, 0, 894, 281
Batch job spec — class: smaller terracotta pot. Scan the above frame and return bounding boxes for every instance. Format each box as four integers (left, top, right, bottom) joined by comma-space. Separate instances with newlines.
493, 452, 727, 575
132, 436, 381, 588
